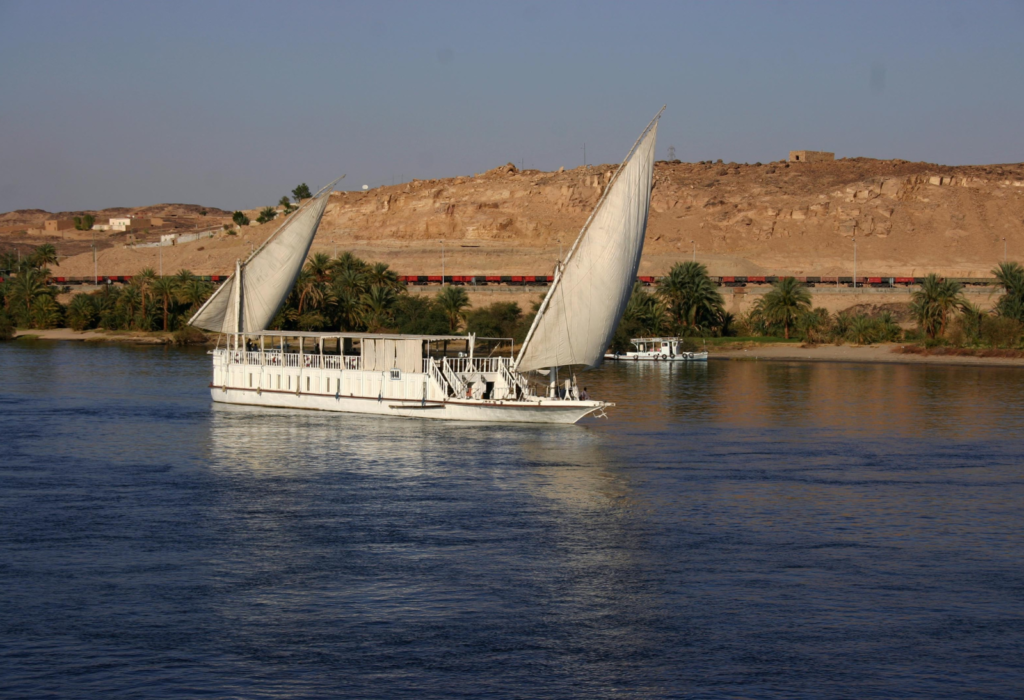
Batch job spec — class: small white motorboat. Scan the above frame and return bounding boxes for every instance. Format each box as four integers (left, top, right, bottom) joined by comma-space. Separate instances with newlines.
604, 337, 708, 362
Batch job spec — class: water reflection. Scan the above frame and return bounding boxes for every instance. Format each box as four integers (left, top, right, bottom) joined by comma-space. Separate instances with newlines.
591, 359, 1024, 442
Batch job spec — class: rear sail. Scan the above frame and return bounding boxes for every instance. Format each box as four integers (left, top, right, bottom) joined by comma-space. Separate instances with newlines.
515, 109, 662, 372
189, 177, 342, 333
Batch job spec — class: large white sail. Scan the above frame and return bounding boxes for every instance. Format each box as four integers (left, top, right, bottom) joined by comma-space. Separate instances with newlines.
190, 178, 341, 333
515, 110, 661, 372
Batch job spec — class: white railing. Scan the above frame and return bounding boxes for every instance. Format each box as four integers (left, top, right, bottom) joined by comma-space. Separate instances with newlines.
426, 359, 453, 398
440, 359, 467, 397
219, 349, 362, 371
444, 356, 513, 374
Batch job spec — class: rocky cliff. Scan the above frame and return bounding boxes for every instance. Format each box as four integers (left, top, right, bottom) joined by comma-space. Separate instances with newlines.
14, 158, 1024, 278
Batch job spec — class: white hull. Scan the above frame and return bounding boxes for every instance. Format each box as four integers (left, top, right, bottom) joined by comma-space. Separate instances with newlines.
210, 386, 601, 424
604, 351, 708, 362
210, 348, 604, 424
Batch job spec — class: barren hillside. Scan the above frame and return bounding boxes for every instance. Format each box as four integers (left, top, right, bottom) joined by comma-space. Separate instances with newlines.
9, 158, 1024, 278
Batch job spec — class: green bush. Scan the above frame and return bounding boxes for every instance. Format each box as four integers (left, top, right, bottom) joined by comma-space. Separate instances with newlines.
465, 302, 526, 341
981, 316, 1023, 348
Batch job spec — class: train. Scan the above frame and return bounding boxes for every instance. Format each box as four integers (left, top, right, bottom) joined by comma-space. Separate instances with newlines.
2, 273, 1001, 289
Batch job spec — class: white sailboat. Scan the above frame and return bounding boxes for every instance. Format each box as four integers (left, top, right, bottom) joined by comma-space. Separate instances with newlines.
191, 109, 663, 423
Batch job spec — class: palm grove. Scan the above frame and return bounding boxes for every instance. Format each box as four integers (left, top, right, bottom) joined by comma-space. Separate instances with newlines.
3, 244, 1024, 350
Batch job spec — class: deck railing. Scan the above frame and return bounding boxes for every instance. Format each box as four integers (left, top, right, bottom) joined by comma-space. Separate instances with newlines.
219, 349, 361, 371
443, 356, 513, 374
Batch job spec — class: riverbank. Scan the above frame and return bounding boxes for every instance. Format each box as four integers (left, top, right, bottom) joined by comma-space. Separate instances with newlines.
12, 328, 179, 345
9, 328, 1024, 367
712, 342, 1024, 367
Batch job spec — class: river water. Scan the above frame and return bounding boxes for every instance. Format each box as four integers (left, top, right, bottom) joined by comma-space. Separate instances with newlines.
1, 341, 1022, 698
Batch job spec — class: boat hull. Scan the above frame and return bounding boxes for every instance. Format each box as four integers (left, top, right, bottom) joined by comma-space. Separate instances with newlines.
210, 386, 604, 424
604, 351, 708, 362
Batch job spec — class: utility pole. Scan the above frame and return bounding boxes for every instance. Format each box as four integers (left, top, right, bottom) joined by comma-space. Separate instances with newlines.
441, 239, 445, 285
159, 246, 162, 276
691, 240, 696, 263
1003, 237, 1007, 263
853, 237, 857, 290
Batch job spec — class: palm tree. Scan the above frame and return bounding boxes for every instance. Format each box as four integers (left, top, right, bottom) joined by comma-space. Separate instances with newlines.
332, 267, 367, 296
910, 274, 964, 339
958, 302, 986, 344
30, 243, 59, 269
31, 296, 62, 329
0, 251, 18, 273
436, 285, 469, 332
361, 285, 397, 332
9, 268, 48, 320
294, 269, 324, 314
133, 268, 157, 325
331, 251, 367, 275
622, 282, 668, 337
760, 277, 812, 339
67, 294, 98, 331
847, 315, 877, 345
119, 285, 143, 328
177, 279, 213, 314
657, 261, 724, 334
305, 252, 333, 282
331, 285, 363, 331
173, 269, 197, 288
151, 277, 177, 331
876, 311, 904, 342
367, 262, 401, 292
993, 261, 1024, 322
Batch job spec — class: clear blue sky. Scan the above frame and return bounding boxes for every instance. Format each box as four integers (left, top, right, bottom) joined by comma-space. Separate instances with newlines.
1, 0, 1022, 212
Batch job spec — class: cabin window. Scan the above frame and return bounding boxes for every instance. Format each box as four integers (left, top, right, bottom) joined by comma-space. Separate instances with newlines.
306, 377, 311, 391
248, 373, 253, 387
390, 368, 401, 381
288, 376, 291, 390
276, 375, 281, 389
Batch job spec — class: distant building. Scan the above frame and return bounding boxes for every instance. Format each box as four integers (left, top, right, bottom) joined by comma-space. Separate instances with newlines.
44, 219, 75, 232
109, 216, 151, 232
789, 150, 834, 163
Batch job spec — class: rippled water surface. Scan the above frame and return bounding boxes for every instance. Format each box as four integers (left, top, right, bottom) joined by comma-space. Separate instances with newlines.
2, 341, 1023, 698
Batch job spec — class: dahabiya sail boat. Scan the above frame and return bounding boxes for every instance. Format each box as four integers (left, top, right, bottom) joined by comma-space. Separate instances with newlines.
191, 108, 663, 423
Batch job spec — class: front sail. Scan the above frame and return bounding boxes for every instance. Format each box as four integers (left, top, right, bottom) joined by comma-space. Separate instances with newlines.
515, 110, 661, 372
189, 178, 341, 333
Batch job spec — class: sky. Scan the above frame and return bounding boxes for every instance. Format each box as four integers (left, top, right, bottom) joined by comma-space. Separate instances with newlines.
1, 0, 1023, 212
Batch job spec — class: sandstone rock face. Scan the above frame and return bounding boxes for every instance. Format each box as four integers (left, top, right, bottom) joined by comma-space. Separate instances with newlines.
308, 158, 1024, 278
15, 158, 1024, 279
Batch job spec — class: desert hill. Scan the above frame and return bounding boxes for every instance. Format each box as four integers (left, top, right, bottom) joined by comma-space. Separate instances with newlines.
7, 158, 1024, 278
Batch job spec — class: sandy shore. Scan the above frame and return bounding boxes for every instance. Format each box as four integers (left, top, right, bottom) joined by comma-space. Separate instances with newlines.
10, 331, 1024, 367
712, 343, 1024, 367
12, 328, 177, 344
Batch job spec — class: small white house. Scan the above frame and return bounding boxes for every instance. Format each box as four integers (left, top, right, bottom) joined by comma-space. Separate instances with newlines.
110, 217, 132, 231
